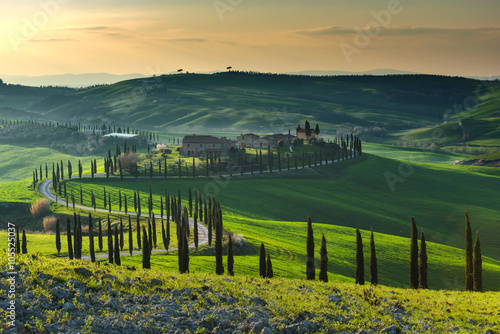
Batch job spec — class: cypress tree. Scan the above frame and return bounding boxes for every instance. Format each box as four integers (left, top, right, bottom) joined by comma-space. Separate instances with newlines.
259, 243, 267, 278
148, 218, 153, 250
194, 209, 199, 249
89, 214, 95, 263
78, 215, 82, 258
370, 227, 378, 286
188, 187, 193, 217
98, 218, 103, 252
136, 215, 141, 250
419, 229, 428, 289
319, 234, 328, 283
215, 211, 224, 275
199, 193, 203, 222
355, 228, 364, 285
306, 216, 315, 280
66, 218, 73, 259
465, 212, 473, 291
21, 229, 27, 254
227, 235, 234, 276
161, 220, 167, 251
473, 232, 482, 292
114, 226, 121, 266
108, 219, 113, 264
120, 217, 124, 251
409, 216, 419, 289
16, 226, 20, 254
166, 216, 170, 253
128, 216, 133, 256
55, 218, 61, 256
142, 226, 150, 269
266, 253, 273, 278
208, 198, 213, 246
152, 214, 157, 248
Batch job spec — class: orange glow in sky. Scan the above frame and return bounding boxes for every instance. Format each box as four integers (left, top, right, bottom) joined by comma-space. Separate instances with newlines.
1, 0, 499, 77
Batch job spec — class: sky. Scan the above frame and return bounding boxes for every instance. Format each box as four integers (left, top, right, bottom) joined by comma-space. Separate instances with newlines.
0, 0, 499, 77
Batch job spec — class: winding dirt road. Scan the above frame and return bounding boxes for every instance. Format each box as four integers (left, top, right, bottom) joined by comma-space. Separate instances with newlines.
39, 176, 209, 260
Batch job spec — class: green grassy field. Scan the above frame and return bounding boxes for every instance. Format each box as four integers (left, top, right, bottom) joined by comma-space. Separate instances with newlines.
63, 154, 500, 259
362, 143, 472, 164
0, 144, 103, 184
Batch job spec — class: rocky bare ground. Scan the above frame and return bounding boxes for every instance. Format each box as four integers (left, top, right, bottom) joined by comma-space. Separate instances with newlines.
1, 260, 498, 334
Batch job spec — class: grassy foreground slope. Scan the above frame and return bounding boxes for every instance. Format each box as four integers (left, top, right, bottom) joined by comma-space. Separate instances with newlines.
65, 154, 500, 259
1, 254, 499, 333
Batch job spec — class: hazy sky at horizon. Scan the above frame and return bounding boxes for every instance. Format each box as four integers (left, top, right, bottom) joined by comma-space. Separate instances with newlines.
1, 0, 499, 77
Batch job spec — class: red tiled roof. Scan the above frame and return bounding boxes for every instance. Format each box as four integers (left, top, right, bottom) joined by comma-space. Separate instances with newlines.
182, 135, 229, 143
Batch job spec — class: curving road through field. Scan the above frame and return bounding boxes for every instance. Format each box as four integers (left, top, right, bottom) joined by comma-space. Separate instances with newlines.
39, 176, 209, 260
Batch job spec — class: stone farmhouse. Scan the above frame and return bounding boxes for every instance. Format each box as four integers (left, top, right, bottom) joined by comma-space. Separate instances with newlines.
179, 134, 234, 157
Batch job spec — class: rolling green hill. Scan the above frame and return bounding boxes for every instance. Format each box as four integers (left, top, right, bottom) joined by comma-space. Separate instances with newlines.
2, 73, 498, 137
63, 155, 500, 260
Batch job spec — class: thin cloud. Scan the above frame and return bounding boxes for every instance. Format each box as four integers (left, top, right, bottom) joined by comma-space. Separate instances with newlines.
293, 26, 500, 37
27, 38, 78, 43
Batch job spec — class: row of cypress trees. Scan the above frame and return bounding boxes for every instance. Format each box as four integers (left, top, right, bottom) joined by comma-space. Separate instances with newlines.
12, 226, 28, 254
306, 214, 483, 291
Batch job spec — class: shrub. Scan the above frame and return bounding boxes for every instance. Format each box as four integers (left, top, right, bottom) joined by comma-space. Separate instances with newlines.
42, 216, 57, 231
30, 199, 50, 219
292, 138, 303, 147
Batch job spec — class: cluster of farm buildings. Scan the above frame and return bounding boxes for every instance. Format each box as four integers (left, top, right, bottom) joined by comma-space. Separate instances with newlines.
102, 123, 320, 157
179, 124, 319, 157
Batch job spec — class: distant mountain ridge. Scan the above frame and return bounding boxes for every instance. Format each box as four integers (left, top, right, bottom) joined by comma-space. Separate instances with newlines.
2, 69, 499, 88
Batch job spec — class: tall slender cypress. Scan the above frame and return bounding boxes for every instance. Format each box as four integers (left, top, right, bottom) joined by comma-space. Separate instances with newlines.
114, 226, 121, 266
120, 217, 124, 251
473, 232, 482, 292
142, 226, 150, 269
66, 218, 73, 259
98, 218, 103, 252
55, 218, 61, 256
161, 220, 167, 252
259, 243, 267, 278
152, 214, 157, 248
148, 218, 153, 250
208, 198, 213, 246
194, 210, 199, 249
128, 215, 133, 256
21, 229, 27, 254
215, 210, 224, 275
136, 215, 141, 250
370, 227, 378, 286
465, 212, 473, 291
188, 187, 193, 217
419, 229, 428, 289
89, 214, 95, 263
108, 219, 113, 264
306, 216, 315, 280
409, 216, 419, 289
355, 228, 364, 285
319, 234, 328, 283
165, 215, 170, 253
266, 253, 274, 278
16, 226, 20, 254
227, 235, 234, 276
